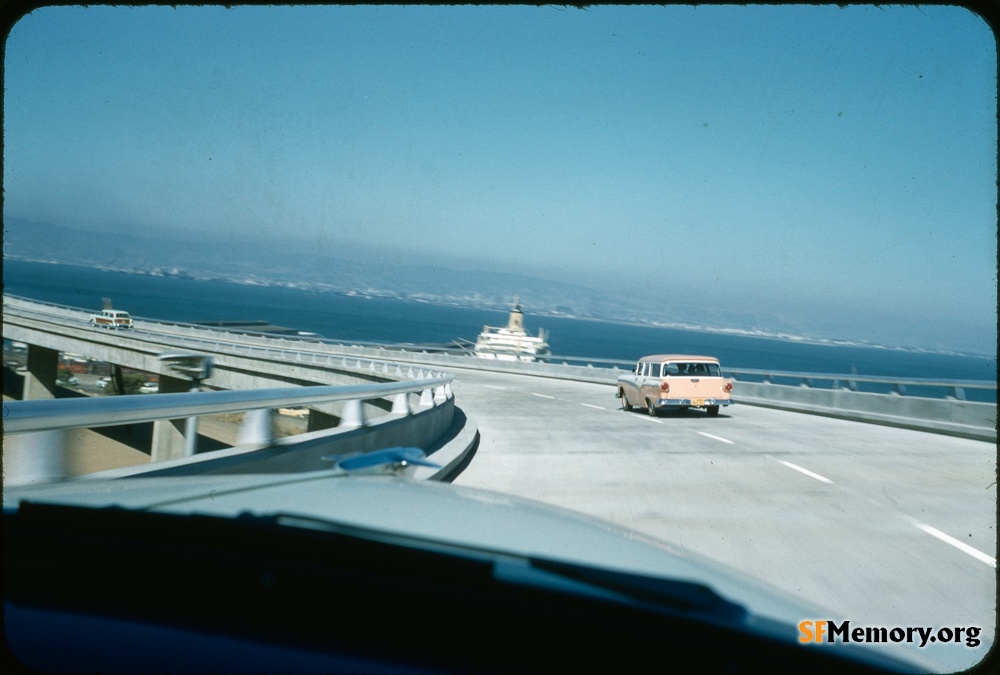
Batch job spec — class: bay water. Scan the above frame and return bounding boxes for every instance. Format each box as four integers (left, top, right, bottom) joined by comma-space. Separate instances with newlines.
4, 260, 995, 398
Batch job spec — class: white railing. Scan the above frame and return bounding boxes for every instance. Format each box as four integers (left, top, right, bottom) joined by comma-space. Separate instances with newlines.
2, 376, 453, 435
2, 374, 458, 485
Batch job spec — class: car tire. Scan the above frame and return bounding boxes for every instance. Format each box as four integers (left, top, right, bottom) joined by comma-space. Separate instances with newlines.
646, 400, 657, 417
706, 405, 720, 417
620, 389, 632, 411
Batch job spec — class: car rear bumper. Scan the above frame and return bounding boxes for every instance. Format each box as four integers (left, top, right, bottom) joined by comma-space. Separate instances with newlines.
656, 398, 734, 408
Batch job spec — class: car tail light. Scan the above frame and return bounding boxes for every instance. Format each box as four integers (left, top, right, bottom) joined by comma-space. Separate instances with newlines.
723, 382, 733, 393
660, 381, 670, 393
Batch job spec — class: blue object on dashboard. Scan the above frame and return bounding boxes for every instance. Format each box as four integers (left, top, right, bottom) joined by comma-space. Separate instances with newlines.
329, 446, 441, 471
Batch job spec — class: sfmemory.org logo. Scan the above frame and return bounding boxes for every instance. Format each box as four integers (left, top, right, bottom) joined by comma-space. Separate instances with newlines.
799, 620, 982, 648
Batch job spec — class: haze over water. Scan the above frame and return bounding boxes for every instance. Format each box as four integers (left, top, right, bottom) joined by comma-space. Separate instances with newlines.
5, 260, 995, 391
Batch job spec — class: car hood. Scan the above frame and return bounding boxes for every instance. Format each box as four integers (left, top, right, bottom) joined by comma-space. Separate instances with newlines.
4, 471, 917, 671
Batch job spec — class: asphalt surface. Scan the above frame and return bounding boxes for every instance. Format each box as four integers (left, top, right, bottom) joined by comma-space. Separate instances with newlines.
445, 365, 996, 673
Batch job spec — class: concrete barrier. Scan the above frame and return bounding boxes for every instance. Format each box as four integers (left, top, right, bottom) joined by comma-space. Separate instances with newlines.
78, 396, 467, 479
734, 381, 996, 442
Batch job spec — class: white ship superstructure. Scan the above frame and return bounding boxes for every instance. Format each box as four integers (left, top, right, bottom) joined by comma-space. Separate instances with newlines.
474, 302, 550, 362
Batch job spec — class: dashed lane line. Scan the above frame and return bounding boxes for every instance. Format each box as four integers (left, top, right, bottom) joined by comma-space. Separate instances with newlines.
580, 403, 605, 410
905, 517, 997, 568
773, 458, 995, 568
530, 393, 555, 399
777, 460, 834, 484
697, 432, 734, 445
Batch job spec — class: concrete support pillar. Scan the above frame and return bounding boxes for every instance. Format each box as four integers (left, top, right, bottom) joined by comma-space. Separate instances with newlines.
151, 418, 187, 462
151, 374, 192, 462
22, 344, 60, 400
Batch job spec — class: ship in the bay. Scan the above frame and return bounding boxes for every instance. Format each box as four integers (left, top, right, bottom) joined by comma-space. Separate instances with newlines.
474, 301, 550, 362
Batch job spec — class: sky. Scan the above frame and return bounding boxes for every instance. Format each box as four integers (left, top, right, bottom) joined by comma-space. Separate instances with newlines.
3, 4, 998, 354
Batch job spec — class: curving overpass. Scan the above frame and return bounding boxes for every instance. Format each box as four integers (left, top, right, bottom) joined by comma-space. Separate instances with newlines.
2, 295, 996, 672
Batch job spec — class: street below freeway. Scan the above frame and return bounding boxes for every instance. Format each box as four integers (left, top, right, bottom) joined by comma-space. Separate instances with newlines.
446, 365, 996, 673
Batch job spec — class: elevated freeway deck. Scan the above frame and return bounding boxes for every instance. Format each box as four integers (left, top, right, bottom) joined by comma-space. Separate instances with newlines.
440, 365, 995, 672
3, 295, 996, 672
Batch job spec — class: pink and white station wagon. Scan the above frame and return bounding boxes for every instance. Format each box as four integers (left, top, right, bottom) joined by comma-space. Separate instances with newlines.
617, 354, 734, 417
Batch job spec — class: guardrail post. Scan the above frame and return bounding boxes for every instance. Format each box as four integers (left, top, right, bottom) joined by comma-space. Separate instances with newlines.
391, 393, 411, 415
434, 386, 447, 404
948, 386, 967, 401
339, 399, 365, 429
891, 383, 907, 396
237, 408, 273, 447
419, 389, 433, 407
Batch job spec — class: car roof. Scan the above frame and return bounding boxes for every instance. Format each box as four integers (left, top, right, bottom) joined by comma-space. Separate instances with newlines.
639, 354, 719, 363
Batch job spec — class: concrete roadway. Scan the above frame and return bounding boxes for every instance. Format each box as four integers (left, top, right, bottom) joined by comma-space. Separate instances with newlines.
444, 365, 996, 672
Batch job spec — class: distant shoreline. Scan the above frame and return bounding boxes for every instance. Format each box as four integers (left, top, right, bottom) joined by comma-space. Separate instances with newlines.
4, 256, 996, 361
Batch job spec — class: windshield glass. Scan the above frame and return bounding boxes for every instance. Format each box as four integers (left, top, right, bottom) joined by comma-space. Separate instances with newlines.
2, 5, 995, 673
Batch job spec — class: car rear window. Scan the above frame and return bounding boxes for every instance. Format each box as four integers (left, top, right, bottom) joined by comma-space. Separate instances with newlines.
664, 363, 721, 377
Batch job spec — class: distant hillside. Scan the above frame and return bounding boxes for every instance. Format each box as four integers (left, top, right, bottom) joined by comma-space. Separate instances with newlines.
2, 217, 647, 319
3, 216, 877, 346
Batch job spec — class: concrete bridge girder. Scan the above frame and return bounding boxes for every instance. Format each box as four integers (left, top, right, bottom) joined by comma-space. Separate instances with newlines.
5, 316, 420, 461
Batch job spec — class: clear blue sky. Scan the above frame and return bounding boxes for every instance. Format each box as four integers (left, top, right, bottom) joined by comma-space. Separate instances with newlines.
3, 5, 997, 353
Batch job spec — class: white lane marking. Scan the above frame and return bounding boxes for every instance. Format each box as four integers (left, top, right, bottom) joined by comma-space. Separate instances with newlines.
639, 416, 663, 424
778, 460, 833, 484
909, 519, 997, 568
698, 432, 734, 445
484, 385, 506, 390
580, 403, 605, 410
530, 393, 555, 399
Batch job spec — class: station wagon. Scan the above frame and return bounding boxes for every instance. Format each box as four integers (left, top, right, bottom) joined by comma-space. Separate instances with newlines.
617, 354, 734, 417
90, 309, 134, 329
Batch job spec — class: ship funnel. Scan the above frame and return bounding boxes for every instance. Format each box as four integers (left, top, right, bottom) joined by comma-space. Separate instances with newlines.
505, 302, 525, 333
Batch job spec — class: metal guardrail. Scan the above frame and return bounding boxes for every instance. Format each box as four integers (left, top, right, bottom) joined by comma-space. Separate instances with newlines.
2, 376, 453, 435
